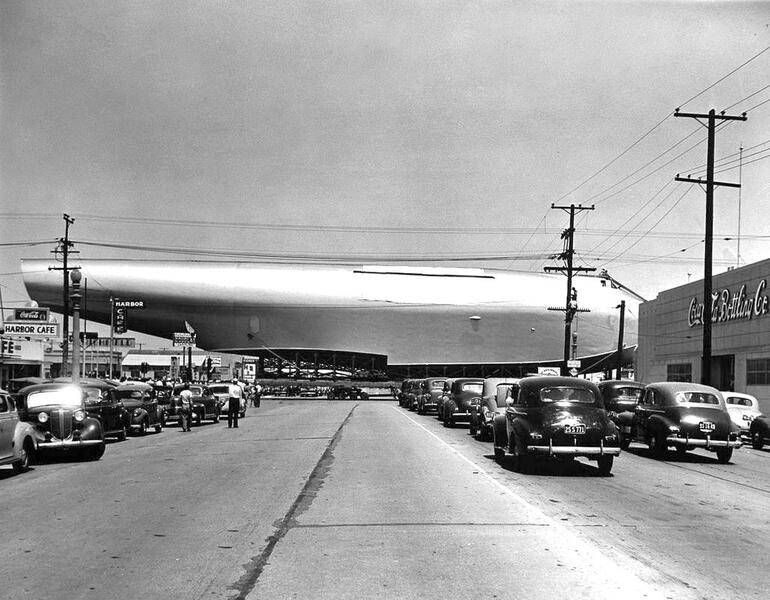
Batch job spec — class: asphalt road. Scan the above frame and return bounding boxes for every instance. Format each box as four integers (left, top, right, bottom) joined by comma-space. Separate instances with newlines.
1, 400, 767, 600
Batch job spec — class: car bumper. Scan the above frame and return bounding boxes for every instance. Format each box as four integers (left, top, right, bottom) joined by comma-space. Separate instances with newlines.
39, 439, 103, 449
422, 402, 437, 410
450, 411, 471, 421
528, 444, 621, 457
668, 435, 742, 449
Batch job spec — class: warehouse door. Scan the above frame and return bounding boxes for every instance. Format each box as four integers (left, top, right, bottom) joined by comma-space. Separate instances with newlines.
710, 354, 735, 391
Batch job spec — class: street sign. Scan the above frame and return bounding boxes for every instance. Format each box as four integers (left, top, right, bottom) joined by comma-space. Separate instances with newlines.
114, 299, 145, 309
172, 332, 196, 347
243, 362, 256, 382
13, 307, 50, 321
114, 307, 127, 334
538, 366, 561, 376
79, 331, 99, 341
569, 367, 579, 376
567, 359, 581, 369
3, 322, 60, 339
206, 356, 222, 367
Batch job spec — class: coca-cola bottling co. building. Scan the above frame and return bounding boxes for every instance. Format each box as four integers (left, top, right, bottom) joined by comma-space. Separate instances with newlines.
637, 258, 770, 412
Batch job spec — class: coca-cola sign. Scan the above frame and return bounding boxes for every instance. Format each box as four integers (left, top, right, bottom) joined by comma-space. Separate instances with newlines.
13, 307, 50, 322
688, 279, 770, 327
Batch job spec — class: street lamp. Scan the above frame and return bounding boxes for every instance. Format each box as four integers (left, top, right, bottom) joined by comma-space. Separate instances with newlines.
70, 269, 82, 385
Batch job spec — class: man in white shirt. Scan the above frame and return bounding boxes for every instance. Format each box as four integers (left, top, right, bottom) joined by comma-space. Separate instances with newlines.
228, 379, 242, 428
178, 384, 193, 432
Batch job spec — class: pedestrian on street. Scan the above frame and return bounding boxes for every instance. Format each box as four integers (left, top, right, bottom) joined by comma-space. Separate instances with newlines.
228, 379, 242, 428
178, 383, 193, 432
253, 381, 262, 408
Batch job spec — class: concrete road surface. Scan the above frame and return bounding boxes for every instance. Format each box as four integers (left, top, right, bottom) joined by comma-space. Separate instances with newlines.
0, 400, 767, 599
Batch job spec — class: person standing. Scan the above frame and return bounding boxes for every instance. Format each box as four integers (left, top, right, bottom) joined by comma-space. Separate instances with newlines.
253, 381, 262, 408
178, 383, 193, 432
228, 379, 242, 428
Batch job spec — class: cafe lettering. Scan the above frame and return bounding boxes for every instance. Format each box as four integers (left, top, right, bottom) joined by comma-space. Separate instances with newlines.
688, 279, 770, 327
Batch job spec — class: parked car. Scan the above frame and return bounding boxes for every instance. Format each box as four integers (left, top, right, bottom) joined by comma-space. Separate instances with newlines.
78, 379, 128, 441
492, 376, 620, 475
442, 378, 484, 427
435, 379, 455, 421
749, 414, 770, 450
405, 379, 423, 411
327, 385, 369, 400
0, 389, 37, 474
469, 378, 519, 441
171, 384, 221, 424
17, 382, 106, 460
113, 382, 163, 435
598, 380, 645, 450
204, 383, 243, 421
633, 382, 741, 463
416, 377, 447, 415
722, 391, 761, 440
397, 379, 416, 408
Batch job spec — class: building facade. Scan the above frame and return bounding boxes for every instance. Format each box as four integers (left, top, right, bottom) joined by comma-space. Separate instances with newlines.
637, 258, 770, 412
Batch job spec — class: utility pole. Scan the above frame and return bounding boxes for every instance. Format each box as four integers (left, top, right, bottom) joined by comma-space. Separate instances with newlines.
674, 108, 746, 386
545, 203, 595, 373
615, 300, 625, 380
48, 214, 77, 376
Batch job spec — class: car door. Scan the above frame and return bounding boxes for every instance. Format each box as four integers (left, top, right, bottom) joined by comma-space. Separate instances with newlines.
635, 389, 661, 440
0, 393, 14, 460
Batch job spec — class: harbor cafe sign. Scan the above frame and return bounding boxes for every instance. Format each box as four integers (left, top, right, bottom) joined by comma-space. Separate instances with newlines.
688, 279, 770, 327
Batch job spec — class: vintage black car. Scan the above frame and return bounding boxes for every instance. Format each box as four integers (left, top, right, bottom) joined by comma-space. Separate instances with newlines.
633, 382, 741, 463
598, 380, 645, 450
17, 382, 106, 460
404, 379, 423, 411
416, 377, 447, 415
492, 376, 620, 475
749, 414, 770, 450
170, 384, 220, 425
62, 378, 128, 441
442, 377, 484, 427
114, 382, 163, 435
327, 385, 369, 400
435, 378, 456, 421
469, 378, 519, 441
396, 379, 416, 408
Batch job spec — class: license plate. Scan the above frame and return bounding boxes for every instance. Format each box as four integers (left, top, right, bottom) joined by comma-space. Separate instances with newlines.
564, 424, 586, 435
742, 414, 753, 422
699, 421, 715, 433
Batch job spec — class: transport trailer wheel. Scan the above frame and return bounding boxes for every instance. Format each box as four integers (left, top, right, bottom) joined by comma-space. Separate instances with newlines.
597, 455, 613, 476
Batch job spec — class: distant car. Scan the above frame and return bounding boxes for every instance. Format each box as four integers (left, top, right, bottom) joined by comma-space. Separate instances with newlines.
0, 389, 37, 474
442, 378, 484, 428
722, 392, 761, 440
172, 384, 221, 424
416, 377, 447, 415
17, 382, 106, 460
469, 378, 519, 441
204, 383, 246, 421
598, 380, 645, 450
327, 386, 369, 400
113, 382, 163, 435
435, 379, 456, 421
633, 382, 741, 463
492, 376, 620, 475
405, 379, 423, 411
397, 379, 416, 408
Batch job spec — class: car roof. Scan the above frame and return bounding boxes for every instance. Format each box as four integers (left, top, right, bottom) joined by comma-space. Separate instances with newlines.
646, 381, 720, 394
520, 376, 597, 388
598, 379, 644, 390
116, 382, 154, 391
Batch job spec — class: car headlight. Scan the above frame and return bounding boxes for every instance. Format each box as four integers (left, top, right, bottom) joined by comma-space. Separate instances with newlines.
669, 425, 680, 433
73, 409, 86, 422
530, 432, 543, 441
38, 412, 49, 423
604, 433, 618, 441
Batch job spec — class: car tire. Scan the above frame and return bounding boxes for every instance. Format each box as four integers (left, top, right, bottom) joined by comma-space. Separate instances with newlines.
155, 422, 162, 433
138, 420, 147, 436
597, 455, 613, 476
620, 434, 631, 451
648, 431, 667, 459
214, 412, 220, 423
160, 412, 167, 427
86, 444, 105, 461
716, 447, 733, 464
12, 439, 33, 474
752, 431, 764, 450
511, 444, 531, 474
469, 420, 477, 437
117, 426, 127, 442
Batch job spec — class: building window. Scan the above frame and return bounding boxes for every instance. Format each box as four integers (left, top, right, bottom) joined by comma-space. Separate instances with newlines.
747, 358, 770, 385
667, 363, 692, 382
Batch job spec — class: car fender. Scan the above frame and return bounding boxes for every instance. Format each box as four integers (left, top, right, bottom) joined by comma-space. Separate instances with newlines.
130, 408, 149, 424
646, 414, 675, 437
750, 416, 770, 435
81, 417, 104, 441
13, 421, 38, 454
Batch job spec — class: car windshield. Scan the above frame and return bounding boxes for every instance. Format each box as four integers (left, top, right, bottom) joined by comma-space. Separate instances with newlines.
462, 383, 483, 394
430, 380, 445, 389
725, 396, 755, 407
208, 385, 230, 394
614, 387, 643, 401
540, 386, 597, 404
675, 391, 720, 405
26, 387, 82, 409
83, 387, 109, 404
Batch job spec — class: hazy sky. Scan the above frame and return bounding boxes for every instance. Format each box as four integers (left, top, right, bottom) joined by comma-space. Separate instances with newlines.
1, 1, 769, 339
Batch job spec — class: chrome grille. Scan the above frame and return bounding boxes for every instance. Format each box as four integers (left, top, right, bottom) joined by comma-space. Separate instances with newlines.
50, 409, 73, 440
